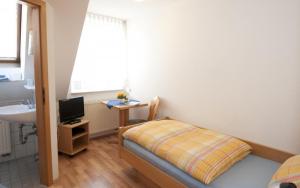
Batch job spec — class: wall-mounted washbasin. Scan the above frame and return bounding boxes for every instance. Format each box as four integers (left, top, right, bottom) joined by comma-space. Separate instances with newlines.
0, 104, 36, 123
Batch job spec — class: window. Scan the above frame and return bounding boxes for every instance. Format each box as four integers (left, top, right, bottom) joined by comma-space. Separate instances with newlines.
70, 13, 127, 93
0, 2, 21, 62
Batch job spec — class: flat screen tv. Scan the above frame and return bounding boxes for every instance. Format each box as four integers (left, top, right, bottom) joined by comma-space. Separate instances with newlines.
59, 97, 84, 124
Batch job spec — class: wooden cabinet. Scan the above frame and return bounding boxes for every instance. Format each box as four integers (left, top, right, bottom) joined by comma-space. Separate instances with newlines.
58, 120, 89, 156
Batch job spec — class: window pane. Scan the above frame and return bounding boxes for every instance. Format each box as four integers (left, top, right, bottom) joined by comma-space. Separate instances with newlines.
71, 13, 127, 93
0, 1, 18, 59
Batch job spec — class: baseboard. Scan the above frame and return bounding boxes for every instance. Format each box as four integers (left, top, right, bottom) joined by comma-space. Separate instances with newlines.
244, 139, 294, 163
89, 129, 118, 139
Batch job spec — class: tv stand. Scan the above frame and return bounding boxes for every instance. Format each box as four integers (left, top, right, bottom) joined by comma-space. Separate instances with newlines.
58, 120, 89, 156
64, 118, 81, 125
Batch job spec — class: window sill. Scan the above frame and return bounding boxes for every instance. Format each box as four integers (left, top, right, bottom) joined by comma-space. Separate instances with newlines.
69, 89, 124, 104
70, 89, 123, 95
0, 58, 20, 63
0, 61, 20, 68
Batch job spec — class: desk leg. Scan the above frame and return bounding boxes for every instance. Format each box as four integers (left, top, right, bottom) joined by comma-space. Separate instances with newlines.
119, 109, 129, 127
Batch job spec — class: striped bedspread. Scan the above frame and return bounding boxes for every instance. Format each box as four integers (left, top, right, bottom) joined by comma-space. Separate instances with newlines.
123, 120, 252, 184
269, 155, 300, 187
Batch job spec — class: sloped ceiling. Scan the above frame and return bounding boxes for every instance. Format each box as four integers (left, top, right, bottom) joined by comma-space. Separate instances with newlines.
47, 0, 89, 99
88, 0, 178, 19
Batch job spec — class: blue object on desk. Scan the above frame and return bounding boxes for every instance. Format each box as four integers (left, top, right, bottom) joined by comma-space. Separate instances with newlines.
106, 99, 140, 109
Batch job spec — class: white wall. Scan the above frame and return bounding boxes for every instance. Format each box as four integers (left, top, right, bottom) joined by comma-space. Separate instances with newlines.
0, 81, 33, 106
47, 0, 89, 99
46, 1, 59, 180
46, 0, 89, 180
128, 0, 300, 154
0, 122, 37, 164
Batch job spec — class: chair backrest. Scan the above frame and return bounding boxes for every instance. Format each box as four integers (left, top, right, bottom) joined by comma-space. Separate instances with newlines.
147, 96, 160, 121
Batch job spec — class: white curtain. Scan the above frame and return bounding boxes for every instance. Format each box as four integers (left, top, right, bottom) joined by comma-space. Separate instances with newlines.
21, 6, 39, 82
71, 13, 127, 93
28, 7, 39, 56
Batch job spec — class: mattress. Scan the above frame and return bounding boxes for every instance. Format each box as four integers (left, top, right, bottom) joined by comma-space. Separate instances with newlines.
124, 139, 280, 188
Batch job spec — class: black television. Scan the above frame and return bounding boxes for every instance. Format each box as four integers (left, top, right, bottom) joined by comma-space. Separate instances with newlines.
59, 97, 84, 124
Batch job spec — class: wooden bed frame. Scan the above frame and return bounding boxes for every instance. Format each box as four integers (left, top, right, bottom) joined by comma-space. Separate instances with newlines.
118, 120, 294, 188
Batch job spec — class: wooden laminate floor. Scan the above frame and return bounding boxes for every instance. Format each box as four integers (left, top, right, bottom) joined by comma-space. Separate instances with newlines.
50, 135, 147, 188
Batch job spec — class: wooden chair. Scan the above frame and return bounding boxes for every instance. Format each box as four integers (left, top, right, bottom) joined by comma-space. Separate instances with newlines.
127, 96, 160, 125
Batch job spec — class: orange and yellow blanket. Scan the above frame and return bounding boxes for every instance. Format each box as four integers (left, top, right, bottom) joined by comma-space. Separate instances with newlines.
123, 120, 252, 184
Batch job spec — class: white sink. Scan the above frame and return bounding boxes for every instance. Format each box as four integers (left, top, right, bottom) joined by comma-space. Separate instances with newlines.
0, 104, 36, 123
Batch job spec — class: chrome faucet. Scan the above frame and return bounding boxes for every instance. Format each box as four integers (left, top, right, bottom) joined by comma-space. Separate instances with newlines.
25, 97, 35, 109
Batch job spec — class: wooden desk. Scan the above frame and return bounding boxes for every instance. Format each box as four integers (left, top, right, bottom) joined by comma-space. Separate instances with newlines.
102, 100, 148, 127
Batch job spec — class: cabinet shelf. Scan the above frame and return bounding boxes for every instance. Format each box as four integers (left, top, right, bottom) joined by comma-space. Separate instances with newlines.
72, 132, 88, 140
72, 143, 88, 155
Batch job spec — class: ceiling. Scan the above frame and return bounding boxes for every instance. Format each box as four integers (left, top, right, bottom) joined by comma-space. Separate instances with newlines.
88, 0, 178, 20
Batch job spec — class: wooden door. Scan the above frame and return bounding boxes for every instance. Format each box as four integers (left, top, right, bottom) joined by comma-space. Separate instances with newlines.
19, 0, 53, 186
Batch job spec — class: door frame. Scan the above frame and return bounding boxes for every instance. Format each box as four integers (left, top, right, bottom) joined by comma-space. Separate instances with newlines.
19, 0, 53, 186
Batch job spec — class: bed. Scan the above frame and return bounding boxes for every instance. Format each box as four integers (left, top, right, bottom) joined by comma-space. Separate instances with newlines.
118, 120, 294, 188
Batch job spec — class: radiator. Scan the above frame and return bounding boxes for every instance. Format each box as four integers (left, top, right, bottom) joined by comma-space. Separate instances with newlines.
84, 102, 119, 134
0, 121, 11, 155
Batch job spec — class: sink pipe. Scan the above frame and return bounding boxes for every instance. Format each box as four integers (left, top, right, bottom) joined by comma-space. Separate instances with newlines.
19, 123, 37, 144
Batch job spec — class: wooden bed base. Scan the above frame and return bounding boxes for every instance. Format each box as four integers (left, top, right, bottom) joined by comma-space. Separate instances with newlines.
118, 121, 294, 188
